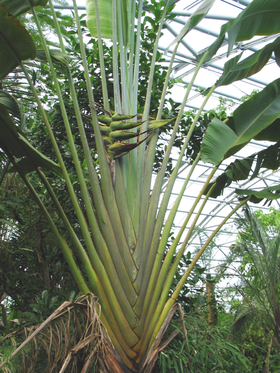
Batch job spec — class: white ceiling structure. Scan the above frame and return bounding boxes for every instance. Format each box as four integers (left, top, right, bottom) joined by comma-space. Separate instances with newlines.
163, 0, 280, 110
158, 0, 280, 283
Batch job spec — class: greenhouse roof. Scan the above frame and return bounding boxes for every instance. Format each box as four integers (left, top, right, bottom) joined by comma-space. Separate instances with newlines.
159, 0, 280, 282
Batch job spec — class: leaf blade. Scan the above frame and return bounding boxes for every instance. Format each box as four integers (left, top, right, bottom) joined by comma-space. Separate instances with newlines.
0, 0, 48, 17
86, 0, 113, 39
0, 5, 36, 79
0, 103, 62, 175
199, 0, 280, 63
201, 78, 280, 165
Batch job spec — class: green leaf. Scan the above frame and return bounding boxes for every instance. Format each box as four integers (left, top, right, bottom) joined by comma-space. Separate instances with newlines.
0, 5, 36, 79
23, 311, 39, 323
0, 103, 62, 175
36, 49, 71, 67
253, 142, 280, 176
0, 218, 15, 226
19, 247, 34, 252
42, 290, 48, 305
201, 117, 237, 165
212, 36, 280, 89
86, 0, 133, 46
226, 0, 280, 55
201, 79, 280, 165
199, 0, 280, 62
179, 359, 184, 372
173, 359, 180, 373
86, 0, 113, 39
204, 156, 254, 198
49, 296, 59, 309
275, 47, 280, 67
68, 290, 76, 302
236, 184, 280, 203
0, 90, 21, 120
204, 141, 280, 198
253, 118, 280, 142
0, 0, 48, 17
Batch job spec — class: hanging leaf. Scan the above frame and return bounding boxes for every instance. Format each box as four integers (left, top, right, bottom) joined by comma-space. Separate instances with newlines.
0, 104, 62, 175
226, 0, 280, 55
36, 49, 70, 67
204, 156, 254, 198
250, 141, 280, 178
203, 36, 280, 93
0, 0, 48, 17
0, 91, 21, 120
201, 78, 280, 165
0, 5, 36, 79
236, 184, 280, 204
253, 118, 280, 142
204, 141, 280, 198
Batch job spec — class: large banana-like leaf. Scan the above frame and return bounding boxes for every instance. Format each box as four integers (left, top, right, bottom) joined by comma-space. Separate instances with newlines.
86, 0, 112, 39
0, 5, 36, 79
86, 0, 132, 43
204, 156, 254, 199
0, 103, 61, 175
236, 184, 280, 204
201, 79, 280, 165
203, 36, 280, 93
199, 0, 280, 63
0, 0, 48, 17
254, 119, 280, 142
204, 140, 280, 198
252, 141, 280, 176
226, 0, 280, 54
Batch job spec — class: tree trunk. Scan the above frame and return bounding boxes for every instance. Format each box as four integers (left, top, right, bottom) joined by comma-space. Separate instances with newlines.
36, 228, 50, 290
263, 337, 273, 373
206, 281, 217, 326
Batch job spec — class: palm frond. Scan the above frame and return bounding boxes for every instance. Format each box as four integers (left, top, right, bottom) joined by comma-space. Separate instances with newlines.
230, 302, 267, 338
232, 206, 280, 344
